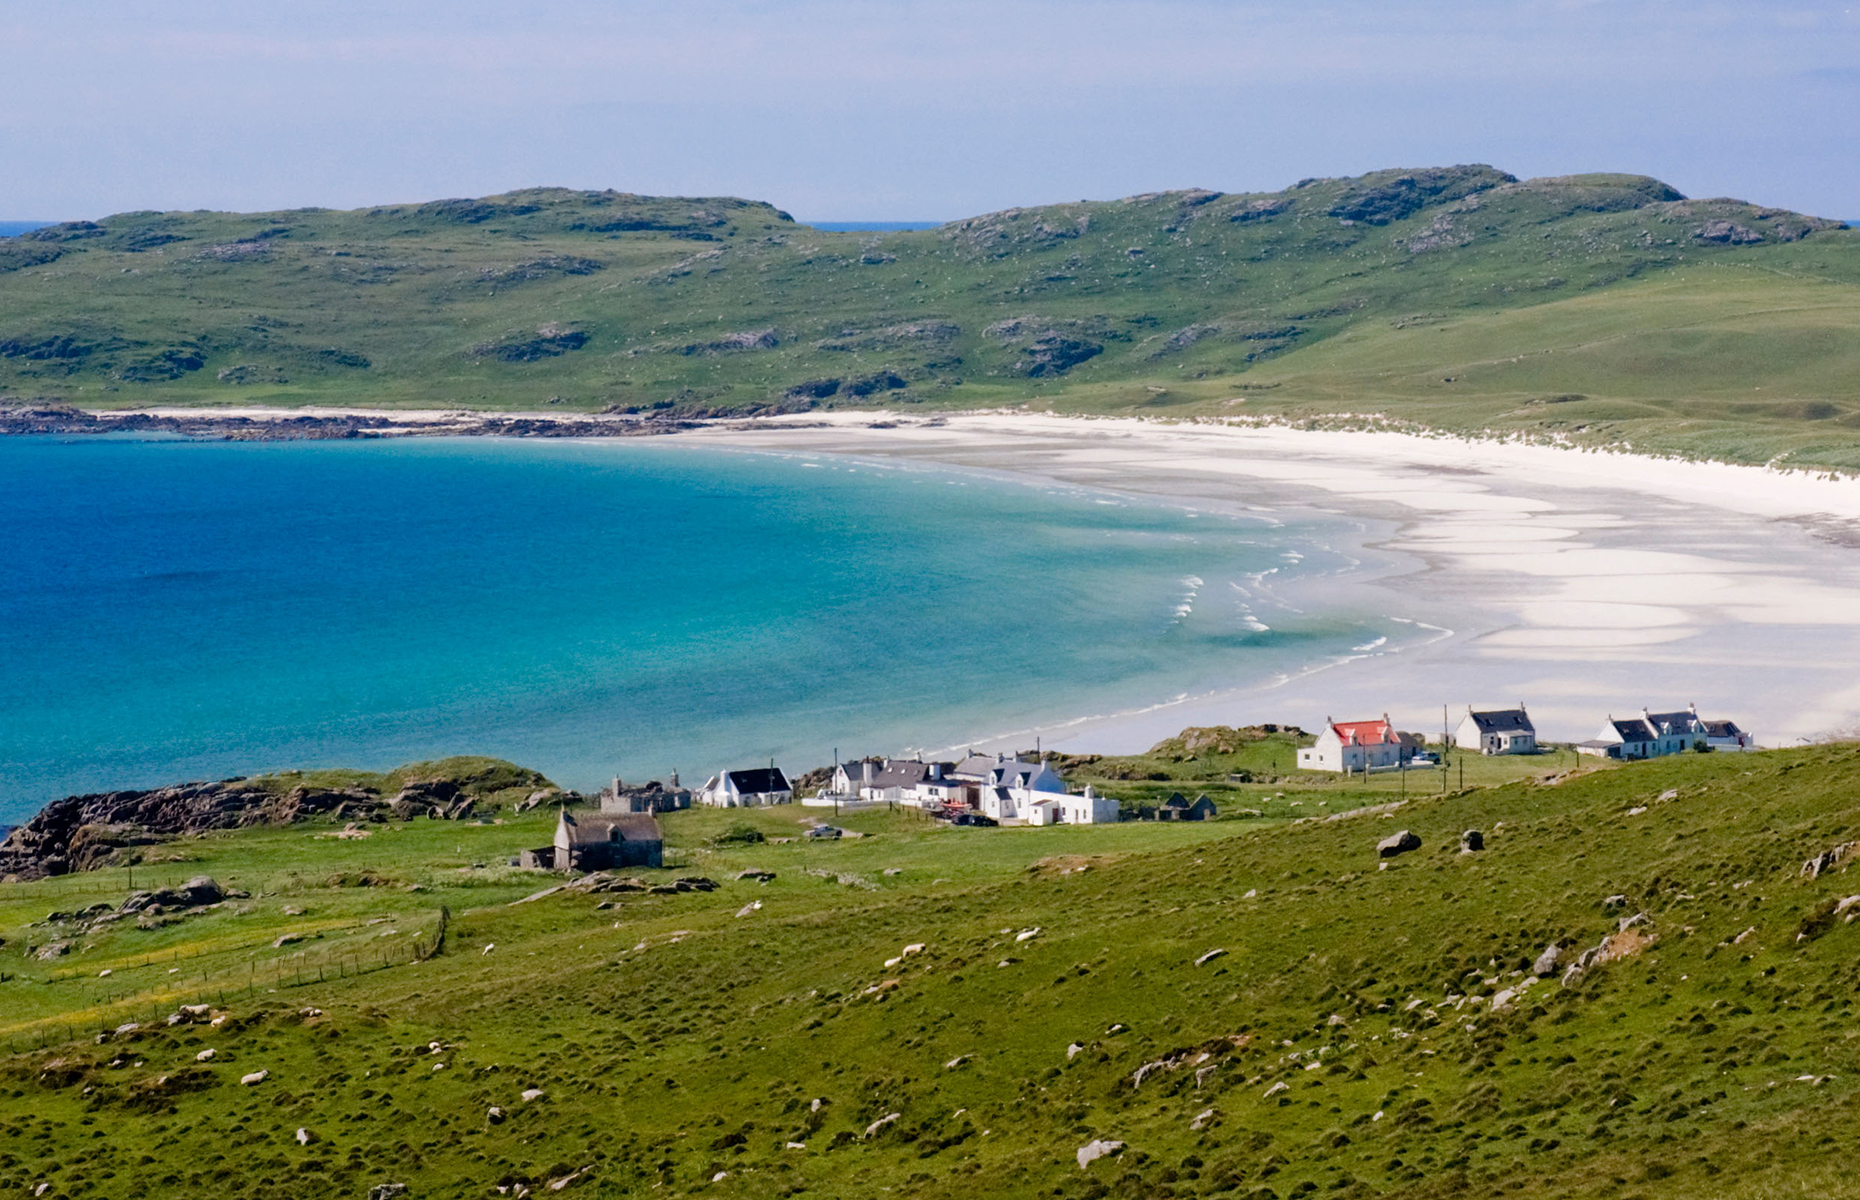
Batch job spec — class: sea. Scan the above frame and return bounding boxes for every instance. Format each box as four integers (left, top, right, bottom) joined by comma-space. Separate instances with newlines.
0, 435, 1411, 821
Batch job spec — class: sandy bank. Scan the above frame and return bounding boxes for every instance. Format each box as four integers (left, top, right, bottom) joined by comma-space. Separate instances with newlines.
667, 412, 1860, 749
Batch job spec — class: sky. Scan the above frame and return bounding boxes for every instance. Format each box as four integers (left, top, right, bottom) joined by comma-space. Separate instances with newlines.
4, 1, 1857, 222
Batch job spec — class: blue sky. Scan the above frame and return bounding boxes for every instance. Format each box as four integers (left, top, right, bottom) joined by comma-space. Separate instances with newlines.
5, 1, 1856, 221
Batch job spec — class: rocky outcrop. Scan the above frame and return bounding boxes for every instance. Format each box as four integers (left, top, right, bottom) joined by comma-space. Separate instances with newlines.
0, 766, 535, 878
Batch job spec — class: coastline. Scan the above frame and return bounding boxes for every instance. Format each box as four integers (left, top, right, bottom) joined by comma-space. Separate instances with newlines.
11, 401, 1860, 752
665, 411, 1860, 751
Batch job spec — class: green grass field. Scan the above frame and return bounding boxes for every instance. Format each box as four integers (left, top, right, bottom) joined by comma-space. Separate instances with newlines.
3, 740, 1856, 1199
7, 167, 1860, 468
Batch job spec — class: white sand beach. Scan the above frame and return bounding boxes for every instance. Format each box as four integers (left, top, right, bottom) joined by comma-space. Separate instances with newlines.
669, 412, 1860, 752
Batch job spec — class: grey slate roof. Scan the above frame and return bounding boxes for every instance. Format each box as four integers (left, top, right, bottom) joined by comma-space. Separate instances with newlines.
1467, 708, 1535, 734
1608, 718, 1659, 743
726, 768, 791, 794
1645, 710, 1703, 735
561, 812, 663, 844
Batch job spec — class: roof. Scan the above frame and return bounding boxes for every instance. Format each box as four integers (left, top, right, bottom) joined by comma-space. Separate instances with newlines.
1608, 718, 1659, 742
1646, 710, 1703, 735
725, 768, 791, 794
560, 811, 662, 844
952, 753, 1008, 779
867, 761, 950, 789
1331, 719, 1395, 745
1465, 708, 1534, 734
1702, 719, 1743, 736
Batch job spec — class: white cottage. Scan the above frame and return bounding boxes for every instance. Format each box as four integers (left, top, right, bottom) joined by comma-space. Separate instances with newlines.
1577, 704, 1746, 759
1298, 716, 1405, 774
948, 753, 1117, 823
1454, 706, 1537, 756
697, 766, 793, 807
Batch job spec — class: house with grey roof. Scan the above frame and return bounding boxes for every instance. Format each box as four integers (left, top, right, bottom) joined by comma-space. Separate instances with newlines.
546, 810, 664, 872
1155, 792, 1217, 821
1577, 704, 1749, 759
602, 772, 692, 815
697, 767, 793, 807
1454, 706, 1538, 756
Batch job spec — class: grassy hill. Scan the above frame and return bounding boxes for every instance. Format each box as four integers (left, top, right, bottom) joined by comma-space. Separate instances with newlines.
6, 167, 1860, 468
3, 742, 1859, 1198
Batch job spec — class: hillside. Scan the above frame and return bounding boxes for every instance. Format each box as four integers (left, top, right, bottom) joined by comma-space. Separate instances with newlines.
2, 744, 1859, 1198
5, 168, 1860, 468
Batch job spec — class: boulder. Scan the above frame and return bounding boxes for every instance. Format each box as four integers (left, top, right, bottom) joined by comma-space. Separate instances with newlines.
295, 1128, 316, 1145
1076, 1139, 1125, 1169
181, 876, 224, 904
863, 1112, 901, 1138
1377, 830, 1421, 859
1460, 830, 1484, 853
1532, 943, 1562, 977
367, 1186, 408, 1200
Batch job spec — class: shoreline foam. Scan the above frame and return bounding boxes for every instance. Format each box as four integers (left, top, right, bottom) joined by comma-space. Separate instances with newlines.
664, 411, 1860, 750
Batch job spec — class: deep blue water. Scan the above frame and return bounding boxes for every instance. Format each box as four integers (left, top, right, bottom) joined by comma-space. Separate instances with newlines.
0, 221, 54, 238
0, 436, 1388, 819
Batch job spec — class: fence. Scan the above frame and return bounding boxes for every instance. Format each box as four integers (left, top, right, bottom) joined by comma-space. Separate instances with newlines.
1, 906, 449, 1057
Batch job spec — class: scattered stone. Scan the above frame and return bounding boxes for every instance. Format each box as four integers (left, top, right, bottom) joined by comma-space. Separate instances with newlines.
34, 942, 70, 960
1619, 911, 1649, 931
902, 943, 925, 956
1376, 830, 1421, 859
196, 1048, 215, 1062
735, 902, 762, 918
864, 1112, 901, 1138
1194, 947, 1228, 967
1603, 894, 1628, 909
1190, 1108, 1218, 1131
1015, 927, 1041, 942
487, 1106, 506, 1124
1803, 841, 1858, 880
240, 1069, 268, 1086
1532, 943, 1562, 977
1067, 1043, 1085, 1059
367, 1185, 408, 1200
785, 1140, 806, 1150
1076, 1139, 1125, 1169
521, 1088, 545, 1102
733, 869, 776, 882
273, 932, 303, 948
883, 867, 903, 877
945, 1055, 969, 1070
1626, 806, 1647, 816
1264, 1081, 1289, 1098
1657, 789, 1679, 802
296, 1128, 316, 1145
1460, 830, 1484, 853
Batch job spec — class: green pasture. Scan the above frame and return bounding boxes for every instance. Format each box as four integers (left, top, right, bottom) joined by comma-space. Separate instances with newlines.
2, 742, 1857, 1198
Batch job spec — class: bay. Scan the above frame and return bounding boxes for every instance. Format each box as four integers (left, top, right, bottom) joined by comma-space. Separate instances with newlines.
0, 435, 1394, 819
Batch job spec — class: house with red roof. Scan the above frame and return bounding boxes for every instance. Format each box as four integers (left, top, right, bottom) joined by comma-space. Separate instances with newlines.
1298, 715, 1407, 774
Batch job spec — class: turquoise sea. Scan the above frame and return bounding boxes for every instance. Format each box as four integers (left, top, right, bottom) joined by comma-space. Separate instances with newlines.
0, 435, 1398, 821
